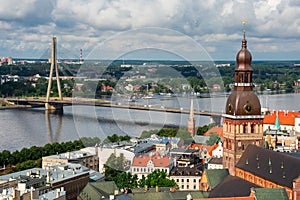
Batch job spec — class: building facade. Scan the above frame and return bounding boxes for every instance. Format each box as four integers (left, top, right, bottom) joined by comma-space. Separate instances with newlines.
170, 166, 202, 190
235, 144, 300, 200
0, 163, 89, 200
131, 152, 172, 179
222, 32, 264, 175
42, 147, 99, 172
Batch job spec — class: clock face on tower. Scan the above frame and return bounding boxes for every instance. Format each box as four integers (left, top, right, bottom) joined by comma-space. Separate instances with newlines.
228, 103, 232, 113
244, 104, 252, 114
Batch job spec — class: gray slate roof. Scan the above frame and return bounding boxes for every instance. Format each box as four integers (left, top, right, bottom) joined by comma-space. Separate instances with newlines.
236, 144, 300, 189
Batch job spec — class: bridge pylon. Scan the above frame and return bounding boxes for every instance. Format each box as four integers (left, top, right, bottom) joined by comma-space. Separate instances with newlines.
45, 36, 63, 113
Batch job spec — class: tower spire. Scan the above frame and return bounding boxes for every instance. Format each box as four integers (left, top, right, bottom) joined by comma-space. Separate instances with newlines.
223, 24, 264, 175
242, 20, 248, 49
187, 99, 195, 137
189, 99, 194, 119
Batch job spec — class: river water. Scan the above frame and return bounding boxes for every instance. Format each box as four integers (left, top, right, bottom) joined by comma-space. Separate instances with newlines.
0, 92, 299, 151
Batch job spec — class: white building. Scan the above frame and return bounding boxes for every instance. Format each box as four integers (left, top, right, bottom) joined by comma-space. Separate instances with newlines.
211, 142, 223, 158
131, 152, 173, 179
207, 157, 223, 169
98, 148, 135, 173
42, 147, 99, 171
170, 166, 202, 190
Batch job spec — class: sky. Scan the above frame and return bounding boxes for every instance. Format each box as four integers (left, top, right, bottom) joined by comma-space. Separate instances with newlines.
0, 0, 300, 61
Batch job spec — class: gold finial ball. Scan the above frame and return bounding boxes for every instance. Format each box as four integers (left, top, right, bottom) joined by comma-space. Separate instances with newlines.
242, 20, 248, 33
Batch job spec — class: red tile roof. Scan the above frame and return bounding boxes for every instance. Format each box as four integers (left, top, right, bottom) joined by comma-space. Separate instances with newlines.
195, 197, 254, 200
188, 143, 217, 157
188, 144, 203, 150
264, 110, 300, 126
208, 144, 219, 157
132, 152, 170, 167
204, 126, 223, 137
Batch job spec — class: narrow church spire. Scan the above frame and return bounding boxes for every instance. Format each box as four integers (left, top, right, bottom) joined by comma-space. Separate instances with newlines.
273, 112, 281, 130
189, 99, 194, 119
187, 99, 195, 137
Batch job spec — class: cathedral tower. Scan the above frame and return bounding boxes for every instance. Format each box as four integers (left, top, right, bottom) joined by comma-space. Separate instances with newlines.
222, 30, 264, 175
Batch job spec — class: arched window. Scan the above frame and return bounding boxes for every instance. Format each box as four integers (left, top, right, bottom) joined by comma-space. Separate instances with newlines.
239, 74, 244, 83
245, 73, 249, 83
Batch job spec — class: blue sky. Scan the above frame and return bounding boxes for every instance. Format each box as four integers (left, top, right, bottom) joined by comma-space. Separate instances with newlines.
0, 0, 300, 61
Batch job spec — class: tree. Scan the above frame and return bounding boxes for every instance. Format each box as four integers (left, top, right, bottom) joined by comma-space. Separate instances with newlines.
112, 172, 138, 189
104, 165, 121, 181
140, 129, 159, 139
80, 137, 101, 147
197, 124, 214, 135
285, 80, 294, 93
103, 134, 131, 144
0, 139, 85, 174
139, 170, 177, 188
105, 153, 127, 171
206, 132, 221, 146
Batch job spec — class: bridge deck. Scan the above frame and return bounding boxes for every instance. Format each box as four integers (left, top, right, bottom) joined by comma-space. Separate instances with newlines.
6, 98, 223, 117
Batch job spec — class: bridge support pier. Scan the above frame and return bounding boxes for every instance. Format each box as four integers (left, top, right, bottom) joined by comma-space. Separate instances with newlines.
45, 103, 63, 114
210, 116, 222, 125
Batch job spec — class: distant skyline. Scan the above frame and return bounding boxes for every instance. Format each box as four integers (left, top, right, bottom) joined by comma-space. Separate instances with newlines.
0, 0, 300, 61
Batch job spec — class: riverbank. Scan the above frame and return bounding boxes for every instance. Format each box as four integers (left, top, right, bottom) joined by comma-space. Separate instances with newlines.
0, 98, 32, 110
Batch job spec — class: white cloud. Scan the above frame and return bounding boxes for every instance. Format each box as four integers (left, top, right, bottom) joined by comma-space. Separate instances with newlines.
0, 0, 299, 60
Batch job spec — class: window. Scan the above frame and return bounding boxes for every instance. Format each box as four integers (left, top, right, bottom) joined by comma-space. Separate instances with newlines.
187, 179, 189, 182
245, 73, 249, 83
251, 124, 255, 133
243, 125, 247, 133
182, 179, 184, 182
238, 141, 241, 147
193, 179, 196, 183
194, 185, 196, 189
239, 74, 244, 83
177, 179, 179, 182
181, 185, 184, 189
187, 185, 189, 189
